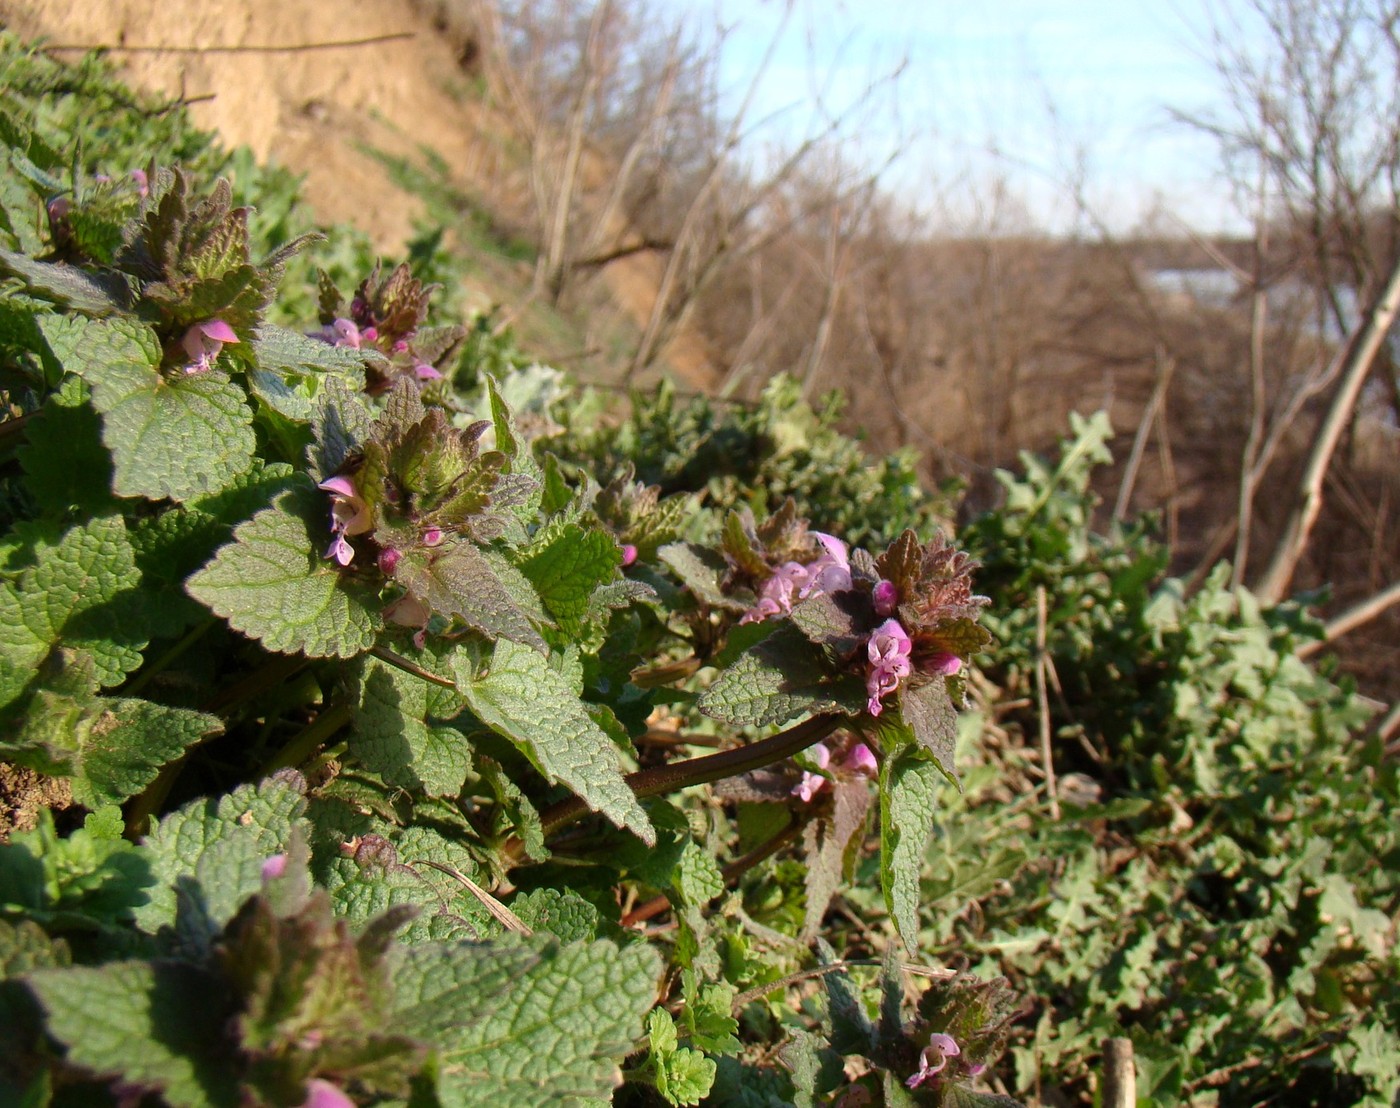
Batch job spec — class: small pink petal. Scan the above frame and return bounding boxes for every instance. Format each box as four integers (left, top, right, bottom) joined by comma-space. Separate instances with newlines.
422, 528, 444, 547
318, 475, 357, 498
620, 544, 638, 567
303, 1079, 356, 1108
326, 533, 355, 566
414, 363, 443, 381
261, 854, 288, 880
844, 743, 878, 777
198, 319, 238, 344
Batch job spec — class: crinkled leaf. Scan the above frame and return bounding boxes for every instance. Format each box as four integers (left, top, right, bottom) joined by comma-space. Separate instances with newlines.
17, 375, 115, 515
395, 937, 660, 1107
521, 523, 621, 637
38, 314, 256, 502
9, 693, 222, 808
0, 514, 147, 708
309, 375, 374, 478
509, 887, 602, 943
457, 639, 654, 845
0, 248, 130, 313
649, 1008, 717, 1106
899, 677, 959, 782
186, 478, 382, 658
352, 655, 471, 798
675, 841, 724, 908
393, 541, 546, 649
880, 749, 941, 951
134, 775, 308, 945
789, 588, 877, 656
25, 960, 239, 1107
801, 777, 873, 940
699, 623, 867, 727
660, 542, 747, 611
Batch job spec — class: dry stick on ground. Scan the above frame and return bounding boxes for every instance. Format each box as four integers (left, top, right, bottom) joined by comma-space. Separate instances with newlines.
1034, 586, 1060, 820
1256, 250, 1400, 603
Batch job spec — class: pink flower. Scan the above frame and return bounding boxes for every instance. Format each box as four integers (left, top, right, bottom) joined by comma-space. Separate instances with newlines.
261, 854, 288, 881
926, 652, 962, 677
866, 618, 912, 716
378, 548, 402, 575
422, 527, 444, 548
180, 319, 238, 374
414, 363, 443, 381
802, 532, 851, 597
130, 168, 149, 198
873, 579, 898, 617
620, 544, 638, 567
302, 1079, 356, 1108
318, 475, 373, 566
792, 742, 831, 802
906, 1033, 960, 1089
843, 743, 878, 777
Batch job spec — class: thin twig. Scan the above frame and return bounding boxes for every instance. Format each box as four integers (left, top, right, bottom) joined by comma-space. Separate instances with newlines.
41, 33, 415, 55
370, 645, 457, 689
1296, 580, 1400, 658
1035, 587, 1060, 820
412, 860, 533, 935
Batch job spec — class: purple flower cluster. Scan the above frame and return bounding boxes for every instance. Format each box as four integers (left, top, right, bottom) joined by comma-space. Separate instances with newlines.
308, 317, 443, 382
792, 740, 879, 802
740, 532, 851, 624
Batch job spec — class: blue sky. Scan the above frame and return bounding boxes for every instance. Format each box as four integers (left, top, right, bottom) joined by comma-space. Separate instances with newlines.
657, 0, 1270, 234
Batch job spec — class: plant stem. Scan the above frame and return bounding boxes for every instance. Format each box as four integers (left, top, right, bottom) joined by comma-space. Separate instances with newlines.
261, 699, 353, 776
121, 618, 213, 698
502, 712, 844, 863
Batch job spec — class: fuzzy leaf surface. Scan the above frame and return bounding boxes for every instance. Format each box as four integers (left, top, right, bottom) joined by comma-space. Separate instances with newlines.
26, 960, 238, 1107
39, 314, 255, 502
458, 639, 654, 845
352, 655, 471, 798
880, 750, 941, 951
699, 624, 866, 727
134, 776, 308, 945
395, 937, 660, 1107
186, 479, 381, 657
0, 514, 147, 708
520, 523, 621, 637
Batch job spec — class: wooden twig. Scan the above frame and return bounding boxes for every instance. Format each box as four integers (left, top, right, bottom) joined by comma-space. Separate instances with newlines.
1035, 586, 1060, 820
1297, 580, 1400, 658
412, 860, 533, 936
1113, 349, 1175, 521
1102, 1038, 1136, 1108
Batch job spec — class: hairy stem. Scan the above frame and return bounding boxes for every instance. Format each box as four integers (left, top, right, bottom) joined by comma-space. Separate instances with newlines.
502, 713, 844, 863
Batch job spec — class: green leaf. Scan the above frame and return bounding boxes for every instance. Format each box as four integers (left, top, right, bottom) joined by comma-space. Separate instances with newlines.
457, 639, 655, 845
186, 479, 382, 658
880, 749, 941, 951
509, 888, 602, 942
674, 841, 724, 908
659, 542, 748, 611
395, 937, 660, 1107
899, 677, 959, 782
17, 375, 115, 515
0, 514, 148, 708
393, 542, 546, 650
9, 694, 222, 807
520, 523, 622, 637
134, 776, 308, 944
38, 315, 256, 502
0, 248, 130, 313
649, 1008, 717, 1106
352, 656, 471, 798
27, 961, 239, 1106
699, 624, 866, 728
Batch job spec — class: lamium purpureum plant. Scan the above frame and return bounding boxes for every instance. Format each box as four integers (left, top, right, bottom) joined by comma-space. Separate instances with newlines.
0, 36, 1028, 1103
